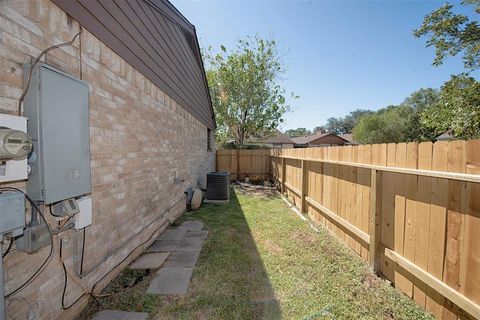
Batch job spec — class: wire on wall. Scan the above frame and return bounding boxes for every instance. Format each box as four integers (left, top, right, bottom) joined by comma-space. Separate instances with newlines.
0, 187, 54, 298
17, 29, 83, 116
2, 240, 13, 259
79, 25, 83, 80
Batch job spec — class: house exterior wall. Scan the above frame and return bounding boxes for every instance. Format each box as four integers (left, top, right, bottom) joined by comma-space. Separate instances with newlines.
0, 1, 215, 319
276, 143, 294, 149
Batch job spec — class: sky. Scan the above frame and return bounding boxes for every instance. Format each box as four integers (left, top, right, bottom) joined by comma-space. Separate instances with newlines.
172, 0, 479, 131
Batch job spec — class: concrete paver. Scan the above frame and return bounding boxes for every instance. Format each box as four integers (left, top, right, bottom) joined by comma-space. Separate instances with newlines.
162, 251, 200, 267
174, 237, 204, 252
130, 252, 170, 269
157, 229, 187, 241
178, 220, 204, 231
184, 230, 208, 239
146, 240, 179, 253
147, 267, 193, 295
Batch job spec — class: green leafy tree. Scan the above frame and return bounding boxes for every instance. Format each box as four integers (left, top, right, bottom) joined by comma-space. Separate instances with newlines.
204, 35, 297, 145
414, 0, 480, 71
421, 74, 480, 139
325, 109, 374, 134
400, 88, 440, 141
285, 127, 311, 137
353, 106, 411, 144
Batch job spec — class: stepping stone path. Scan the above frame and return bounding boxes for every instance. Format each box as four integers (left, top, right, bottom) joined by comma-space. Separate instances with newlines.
92, 220, 207, 319
145, 220, 207, 295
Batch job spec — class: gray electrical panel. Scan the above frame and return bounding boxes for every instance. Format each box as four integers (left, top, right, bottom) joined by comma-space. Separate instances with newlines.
24, 64, 91, 204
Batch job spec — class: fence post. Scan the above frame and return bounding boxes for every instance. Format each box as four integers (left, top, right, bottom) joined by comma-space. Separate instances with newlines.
236, 149, 240, 180
301, 159, 307, 213
368, 169, 381, 272
281, 157, 286, 194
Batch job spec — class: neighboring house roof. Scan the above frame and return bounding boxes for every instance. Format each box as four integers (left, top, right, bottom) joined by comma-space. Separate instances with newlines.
436, 132, 455, 141
53, 0, 215, 129
292, 132, 349, 145
248, 129, 294, 144
338, 134, 359, 145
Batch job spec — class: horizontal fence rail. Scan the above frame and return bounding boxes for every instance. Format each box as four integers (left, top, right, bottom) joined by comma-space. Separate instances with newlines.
218, 139, 480, 319
272, 155, 480, 183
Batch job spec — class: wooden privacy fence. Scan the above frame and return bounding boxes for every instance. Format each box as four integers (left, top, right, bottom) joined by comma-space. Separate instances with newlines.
216, 149, 270, 180
271, 141, 480, 320
216, 144, 480, 319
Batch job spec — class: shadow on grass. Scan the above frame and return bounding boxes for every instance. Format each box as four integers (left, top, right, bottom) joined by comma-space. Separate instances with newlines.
168, 186, 283, 320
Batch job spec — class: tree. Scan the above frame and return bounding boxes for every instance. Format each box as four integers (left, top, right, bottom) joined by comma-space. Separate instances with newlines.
204, 35, 297, 145
400, 88, 440, 141
285, 128, 311, 138
421, 74, 480, 139
325, 109, 374, 134
414, 0, 480, 71
312, 126, 327, 134
351, 89, 440, 144
353, 106, 411, 144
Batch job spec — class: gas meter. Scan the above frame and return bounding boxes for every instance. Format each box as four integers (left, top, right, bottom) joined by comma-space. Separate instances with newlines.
0, 128, 32, 160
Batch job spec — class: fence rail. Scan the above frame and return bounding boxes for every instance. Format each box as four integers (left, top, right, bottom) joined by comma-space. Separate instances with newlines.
217, 140, 480, 319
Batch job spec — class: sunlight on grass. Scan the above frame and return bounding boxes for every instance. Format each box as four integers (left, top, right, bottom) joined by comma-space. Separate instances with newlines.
79, 185, 433, 320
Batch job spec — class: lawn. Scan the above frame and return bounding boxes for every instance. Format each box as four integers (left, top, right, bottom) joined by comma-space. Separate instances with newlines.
79, 185, 433, 320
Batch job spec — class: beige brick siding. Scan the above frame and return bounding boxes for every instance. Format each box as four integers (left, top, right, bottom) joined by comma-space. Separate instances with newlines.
0, 0, 215, 319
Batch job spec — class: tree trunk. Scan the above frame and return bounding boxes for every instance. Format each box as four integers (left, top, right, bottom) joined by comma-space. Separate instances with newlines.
238, 108, 248, 144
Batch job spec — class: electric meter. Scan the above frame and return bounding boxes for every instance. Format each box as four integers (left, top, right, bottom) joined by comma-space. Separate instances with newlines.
0, 128, 32, 160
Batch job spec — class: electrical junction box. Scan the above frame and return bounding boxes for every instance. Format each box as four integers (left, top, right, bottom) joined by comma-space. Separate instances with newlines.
51, 197, 80, 217
74, 196, 92, 229
0, 192, 25, 237
0, 114, 29, 183
23, 63, 91, 204
16, 223, 50, 253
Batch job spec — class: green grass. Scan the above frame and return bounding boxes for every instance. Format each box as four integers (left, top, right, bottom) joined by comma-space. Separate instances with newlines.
78, 185, 433, 320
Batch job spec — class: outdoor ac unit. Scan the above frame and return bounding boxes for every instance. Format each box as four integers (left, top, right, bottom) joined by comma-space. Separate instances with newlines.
206, 172, 230, 201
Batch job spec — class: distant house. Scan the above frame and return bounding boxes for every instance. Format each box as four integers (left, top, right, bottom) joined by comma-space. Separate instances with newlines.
338, 134, 359, 145
436, 132, 455, 141
292, 132, 350, 148
248, 129, 295, 149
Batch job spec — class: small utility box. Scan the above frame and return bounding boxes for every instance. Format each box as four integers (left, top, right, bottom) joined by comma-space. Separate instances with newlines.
24, 64, 91, 204
0, 193, 25, 236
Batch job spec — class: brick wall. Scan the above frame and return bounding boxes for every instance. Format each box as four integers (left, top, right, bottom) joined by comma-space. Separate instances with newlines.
0, 0, 215, 319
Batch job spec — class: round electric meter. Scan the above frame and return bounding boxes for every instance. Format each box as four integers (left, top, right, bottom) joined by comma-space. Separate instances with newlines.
0, 128, 33, 160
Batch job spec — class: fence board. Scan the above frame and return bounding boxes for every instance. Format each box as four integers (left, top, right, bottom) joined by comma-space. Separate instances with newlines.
463, 140, 480, 307
443, 140, 466, 319
393, 143, 411, 297
413, 142, 433, 307
381, 143, 396, 280
426, 141, 448, 318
